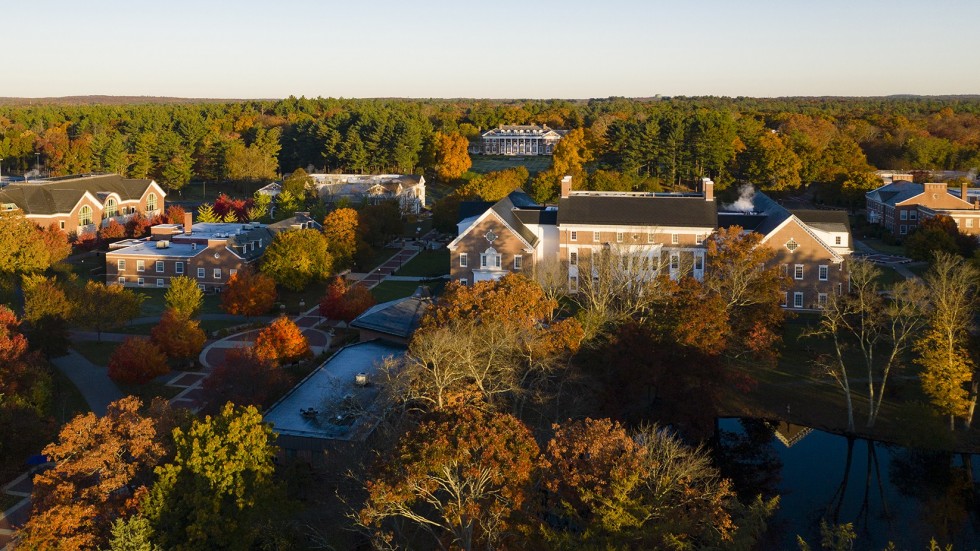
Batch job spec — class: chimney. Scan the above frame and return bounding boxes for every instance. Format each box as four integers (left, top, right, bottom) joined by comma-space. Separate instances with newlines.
962, 182, 969, 202
560, 175, 573, 199
702, 178, 715, 202
183, 212, 193, 234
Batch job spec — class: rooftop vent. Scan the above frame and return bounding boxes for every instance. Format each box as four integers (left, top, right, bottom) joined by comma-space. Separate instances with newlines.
155, 240, 170, 249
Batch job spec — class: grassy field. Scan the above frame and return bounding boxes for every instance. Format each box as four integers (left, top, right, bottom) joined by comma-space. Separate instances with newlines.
394, 249, 449, 277
371, 279, 445, 303
874, 266, 907, 288
859, 238, 906, 256
72, 340, 119, 366
134, 288, 225, 317
49, 361, 91, 424
469, 155, 553, 176
169, 180, 259, 203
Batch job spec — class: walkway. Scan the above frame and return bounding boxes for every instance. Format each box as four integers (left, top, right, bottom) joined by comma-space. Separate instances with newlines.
852, 239, 921, 281
0, 472, 33, 550
354, 233, 438, 290
49, 349, 124, 416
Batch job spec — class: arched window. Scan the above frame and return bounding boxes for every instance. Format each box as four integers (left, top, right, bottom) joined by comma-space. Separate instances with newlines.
480, 247, 501, 269
104, 198, 117, 218
78, 205, 93, 226
146, 192, 157, 212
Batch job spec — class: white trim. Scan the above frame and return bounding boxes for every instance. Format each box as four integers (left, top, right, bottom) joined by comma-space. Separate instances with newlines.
447, 208, 536, 252
759, 216, 843, 263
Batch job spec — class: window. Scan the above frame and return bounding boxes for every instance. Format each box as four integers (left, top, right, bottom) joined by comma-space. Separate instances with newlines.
156, 261, 164, 273
695, 233, 704, 245
117, 259, 126, 270
570, 231, 577, 241
117, 277, 126, 285
900, 210, 908, 220
818, 265, 829, 281
900, 225, 908, 235
670, 254, 679, 270
197, 268, 205, 279
104, 198, 117, 218
514, 255, 522, 270
818, 293, 828, 308
909, 211, 917, 221
835, 236, 842, 245
459, 253, 468, 267
794, 264, 804, 280
78, 205, 93, 226
175, 262, 184, 274
213, 269, 222, 279
569, 252, 578, 266
780, 264, 789, 277
459, 278, 467, 286
967, 219, 975, 228
146, 192, 157, 212
481, 247, 501, 269
569, 276, 578, 292
785, 238, 799, 252
156, 278, 164, 287
137, 277, 144, 286
616, 232, 624, 243
136, 260, 145, 272
794, 292, 804, 309
648, 233, 655, 244
694, 254, 704, 271
60, 220, 65, 230
671, 233, 679, 245
593, 231, 601, 242
781, 292, 788, 307
230, 269, 237, 277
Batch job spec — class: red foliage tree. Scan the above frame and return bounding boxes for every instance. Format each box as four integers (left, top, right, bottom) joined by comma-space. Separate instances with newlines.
40, 222, 72, 264
319, 276, 376, 322
165, 204, 187, 225
97, 219, 127, 242
221, 269, 277, 318
107, 337, 169, 384
0, 306, 29, 364
151, 308, 206, 364
213, 193, 253, 222
253, 316, 311, 365
125, 213, 152, 238
202, 347, 291, 413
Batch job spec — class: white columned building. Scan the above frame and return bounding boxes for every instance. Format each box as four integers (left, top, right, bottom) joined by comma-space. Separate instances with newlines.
480, 124, 566, 156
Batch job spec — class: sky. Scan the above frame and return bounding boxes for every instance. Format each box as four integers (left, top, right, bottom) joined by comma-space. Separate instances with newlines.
3, 0, 979, 99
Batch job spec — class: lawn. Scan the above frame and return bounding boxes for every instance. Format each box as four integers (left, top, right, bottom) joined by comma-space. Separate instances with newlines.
72, 340, 119, 366
859, 238, 906, 256
873, 266, 907, 288
371, 279, 445, 303
117, 318, 248, 336
134, 288, 224, 317
394, 249, 449, 277
469, 155, 553, 176
117, 380, 182, 403
277, 282, 330, 315
169, 180, 259, 204
358, 247, 402, 273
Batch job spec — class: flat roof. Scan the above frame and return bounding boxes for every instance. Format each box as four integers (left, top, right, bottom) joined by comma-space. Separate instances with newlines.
106, 241, 206, 258
264, 341, 405, 441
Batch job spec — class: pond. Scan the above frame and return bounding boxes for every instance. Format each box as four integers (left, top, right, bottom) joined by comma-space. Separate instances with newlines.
714, 418, 980, 550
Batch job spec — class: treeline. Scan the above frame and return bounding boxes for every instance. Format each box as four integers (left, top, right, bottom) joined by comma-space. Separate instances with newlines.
2, 96, 980, 196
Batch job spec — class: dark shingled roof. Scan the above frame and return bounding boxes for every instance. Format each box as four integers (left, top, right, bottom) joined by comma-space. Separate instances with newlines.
791, 209, 851, 233
349, 288, 432, 339
513, 207, 558, 226
557, 194, 717, 228
491, 191, 541, 247
0, 174, 157, 215
717, 212, 767, 231
457, 200, 494, 223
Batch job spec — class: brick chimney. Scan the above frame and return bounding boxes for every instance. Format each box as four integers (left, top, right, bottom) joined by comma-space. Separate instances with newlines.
702, 178, 715, 202
184, 212, 193, 234
560, 175, 573, 199
962, 182, 969, 203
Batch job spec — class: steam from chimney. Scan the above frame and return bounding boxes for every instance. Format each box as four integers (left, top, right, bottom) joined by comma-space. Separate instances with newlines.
722, 184, 756, 213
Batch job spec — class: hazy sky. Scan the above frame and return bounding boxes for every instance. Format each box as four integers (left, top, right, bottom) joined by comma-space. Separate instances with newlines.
4, 0, 978, 99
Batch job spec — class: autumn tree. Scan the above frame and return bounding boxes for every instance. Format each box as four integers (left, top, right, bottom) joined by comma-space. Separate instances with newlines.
143, 403, 283, 550
124, 213, 152, 238
98, 219, 127, 242
151, 308, 206, 365
72, 281, 144, 341
253, 316, 311, 365
318, 276, 375, 323
260, 228, 333, 291
741, 131, 803, 191
22, 275, 73, 357
456, 166, 529, 202
19, 397, 170, 549
0, 214, 64, 291
552, 127, 592, 178
220, 269, 277, 318
164, 275, 203, 318
433, 132, 471, 181
281, 167, 315, 198
322, 207, 359, 268
359, 405, 540, 551
195, 202, 220, 223
164, 204, 187, 225
202, 347, 290, 413
915, 253, 979, 429
108, 337, 170, 384
807, 260, 927, 431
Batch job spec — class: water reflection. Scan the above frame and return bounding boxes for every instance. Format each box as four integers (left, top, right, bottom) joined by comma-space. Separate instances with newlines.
714, 418, 980, 550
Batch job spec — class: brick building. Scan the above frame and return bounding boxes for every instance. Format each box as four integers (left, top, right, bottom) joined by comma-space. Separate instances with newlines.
866, 180, 980, 237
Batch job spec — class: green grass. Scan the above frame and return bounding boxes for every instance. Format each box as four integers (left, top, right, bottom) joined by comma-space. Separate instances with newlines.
72, 340, 120, 366
401, 218, 433, 238
134, 288, 224, 317
371, 279, 445, 303
0, 493, 24, 512
276, 282, 329, 315
394, 249, 449, 277
49, 361, 91, 424
117, 318, 249, 336
117, 381, 182, 402
874, 266, 907, 288
359, 247, 402, 273
470, 155, 553, 176
860, 238, 906, 256
169, 180, 257, 203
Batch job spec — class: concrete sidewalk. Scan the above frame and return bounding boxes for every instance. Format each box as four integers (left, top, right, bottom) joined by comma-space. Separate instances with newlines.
50, 349, 124, 416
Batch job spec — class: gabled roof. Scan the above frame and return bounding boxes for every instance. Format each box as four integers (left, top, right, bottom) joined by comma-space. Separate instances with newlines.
558, 193, 717, 228
0, 174, 160, 215
448, 190, 543, 251
866, 181, 922, 206
791, 209, 851, 234
350, 288, 432, 339
719, 191, 843, 262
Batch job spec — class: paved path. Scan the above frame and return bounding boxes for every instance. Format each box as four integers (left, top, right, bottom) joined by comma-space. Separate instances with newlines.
853, 240, 922, 281
50, 349, 124, 416
0, 471, 34, 550
127, 313, 272, 326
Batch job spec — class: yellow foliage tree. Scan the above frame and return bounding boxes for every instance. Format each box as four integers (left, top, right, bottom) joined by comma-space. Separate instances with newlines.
322, 207, 359, 269
433, 132, 471, 182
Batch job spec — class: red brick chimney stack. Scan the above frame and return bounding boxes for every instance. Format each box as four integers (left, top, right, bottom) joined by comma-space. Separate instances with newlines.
703, 178, 715, 202
962, 182, 969, 203
184, 212, 193, 234
560, 175, 573, 199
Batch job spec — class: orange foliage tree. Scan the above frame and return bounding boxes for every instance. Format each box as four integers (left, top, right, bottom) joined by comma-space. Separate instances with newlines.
221, 269, 277, 318
322, 207, 359, 269
318, 276, 376, 322
97, 219, 127, 242
19, 397, 171, 549
202, 347, 291, 413
253, 316, 311, 365
165, 204, 187, 225
107, 337, 169, 384
151, 308, 206, 364
360, 405, 540, 550
433, 132, 471, 181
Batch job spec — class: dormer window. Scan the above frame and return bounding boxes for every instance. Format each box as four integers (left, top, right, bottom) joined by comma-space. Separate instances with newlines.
785, 238, 799, 252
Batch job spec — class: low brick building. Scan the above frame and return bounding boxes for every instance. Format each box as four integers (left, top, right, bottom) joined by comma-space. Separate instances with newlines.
866, 180, 980, 237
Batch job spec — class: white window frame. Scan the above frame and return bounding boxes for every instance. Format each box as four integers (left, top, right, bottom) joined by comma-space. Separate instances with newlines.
459, 253, 468, 268
671, 233, 679, 245
117, 259, 126, 270
514, 255, 522, 270
570, 230, 577, 242
794, 264, 804, 280
967, 219, 975, 228
569, 275, 578, 292
459, 278, 467, 286
137, 260, 145, 272
900, 210, 908, 221
117, 276, 126, 285
156, 278, 164, 287
155, 260, 164, 273
695, 233, 704, 245
230, 269, 238, 277
60, 220, 65, 230
616, 232, 624, 243
694, 254, 704, 271
569, 251, 578, 266
670, 253, 679, 270
794, 292, 804, 309
197, 267, 205, 279
137, 277, 144, 287
593, 231, 601, 242
213, 268, 222, 279
835, 235, 842, 245
817, 293, 828, 308
818, 265, 829, 281
909, 210, 917, 221
781, 292, 788, 307
175, 262, 184, 274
